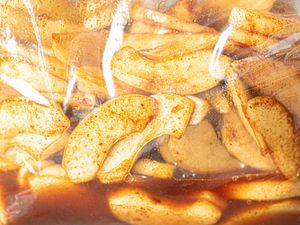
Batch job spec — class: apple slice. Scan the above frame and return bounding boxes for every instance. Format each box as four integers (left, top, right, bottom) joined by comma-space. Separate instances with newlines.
0, 0, 82, 22
52, 30, 108, 68
63, 95, 157, 183
130, 5, 216, 33
0, 55, 68, 94
219, 179, 300, 201
97, 94, 194, 184
160, 119, 242, 174
0, 130, 69, 160
0, 6, 85, 47
246, 96, 300, 179
132, 159, 175, 179
227, 77, 267, 154
81, 0, 119, 30
108, 187, 225, 225
204, 85, 231, 114
220, 110, 276, 171
0, 97, 69, 139
229, 28, 277, 50
229, 7, 300, 39
220, 199, 300, 225
187, 96, 210, 125
233, 56, 300, 128
112, 47, 232, 95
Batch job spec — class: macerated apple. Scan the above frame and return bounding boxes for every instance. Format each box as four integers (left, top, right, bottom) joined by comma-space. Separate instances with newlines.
63, 95, 157, 183
98, 94, 194, 184
229, 7, 300, 39
247, 96, 300, 179
132, 159, 175, 179
108, 187, 225, 225
112, 47, 232, 95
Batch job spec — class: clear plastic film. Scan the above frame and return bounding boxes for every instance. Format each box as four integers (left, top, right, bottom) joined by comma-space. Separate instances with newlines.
0, 0, 300, 224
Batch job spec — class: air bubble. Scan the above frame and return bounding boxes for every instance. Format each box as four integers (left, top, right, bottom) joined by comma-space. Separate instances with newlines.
246, 174, 252, 181
231, 176, 239, 182
246, 200, 252, 205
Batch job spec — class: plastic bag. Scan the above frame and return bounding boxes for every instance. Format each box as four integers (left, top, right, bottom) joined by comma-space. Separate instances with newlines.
0, 0, 300, 224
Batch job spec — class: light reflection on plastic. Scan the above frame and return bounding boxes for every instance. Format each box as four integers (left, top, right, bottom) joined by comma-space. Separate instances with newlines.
6, 189, 36, 218
63, 65, 77, 112
209, 24, 234, 79
22, 0, 54, 99
263, 33, 300, 59
102, 0, 129, 98
21, 158, 36, 175
145, 10, 160, 22
3, 26, 17, 54
292, 0, 300, 15
0, 73, 50, 106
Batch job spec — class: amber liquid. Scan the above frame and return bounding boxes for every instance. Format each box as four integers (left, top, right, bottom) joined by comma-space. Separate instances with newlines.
0, 171, 299, 225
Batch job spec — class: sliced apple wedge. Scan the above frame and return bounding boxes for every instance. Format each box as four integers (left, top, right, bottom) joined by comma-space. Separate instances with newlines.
246, 96, 300, 179
130, 5, 216, 33
108, 187, 225, 225
52, 30, 108, 68
160, 119, 242, 174
97, 94, 193, 184
165, 0, 275, 29
17, 159, 56, 188
132, 159, 175, 179
125, 32, 218, 54
76, 68, 147, 100
233, 56, 300, 127
29, 175, 72, 192
81, 0, 120, 30
165, 0, 200, 22
63, 95, 157, 183
229, 28, 277, 50
204, 85, 231, 114
0, 130, 69, 160
42, 92, 96, 109
220, 110, 276, 171
229, 7, 300, 39
0, 41, 68, 81
0, 97, 69, 139
220, 199, 300, 225
0, 6, 85, 47
112, 47, 232, 95
29, 164, 73, 192
0, 55, 68, 93
227, 76, 267, 154
219, 179, 300, 201
187, 96, 210, 126
0, 0, 82, 22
